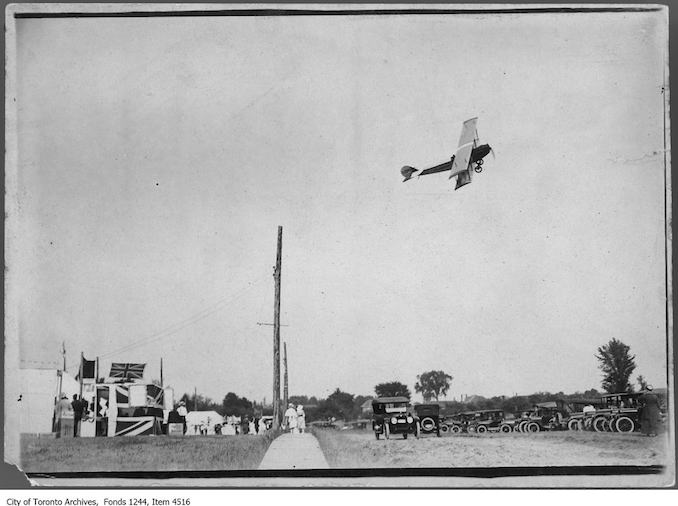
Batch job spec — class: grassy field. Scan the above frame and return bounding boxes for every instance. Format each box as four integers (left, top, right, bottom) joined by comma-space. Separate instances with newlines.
311, 427, 670, 468
21, 432, 278, 472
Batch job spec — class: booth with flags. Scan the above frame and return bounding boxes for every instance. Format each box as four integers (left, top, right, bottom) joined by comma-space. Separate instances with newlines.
78, 358, 169, 437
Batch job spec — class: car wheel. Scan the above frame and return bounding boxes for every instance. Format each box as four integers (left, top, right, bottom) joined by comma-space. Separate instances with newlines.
518, 421, 529, 432
583, 418, 594, 431
526, 422, 540, 433
384, 424, 390, 439
615, 416, 635, 433
440, 424, 449, 433
451, 425, 461, 434
500, 424, 512, 433
477, 425, 487, 434
421, 417, 435, 432
593, 416, 608, 433
567, 419, 580, 431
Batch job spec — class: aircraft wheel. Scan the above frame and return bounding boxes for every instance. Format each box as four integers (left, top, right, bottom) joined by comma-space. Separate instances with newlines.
474, 165, 483, 173
384, 424, 390, 440
477, 158, 484, 165
616, 416, 635, 433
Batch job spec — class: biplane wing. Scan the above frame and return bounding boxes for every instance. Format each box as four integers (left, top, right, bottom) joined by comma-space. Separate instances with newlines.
449, 117, 478, 179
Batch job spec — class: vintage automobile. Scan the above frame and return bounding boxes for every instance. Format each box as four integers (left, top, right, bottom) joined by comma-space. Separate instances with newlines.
588, 393, 642, 433
529, 401, 570, 432
563, 399, 604, 431
444, 411, 476, 433
467, 409, 507, 433
413, 404, 442, 437
372, 397, 419, 440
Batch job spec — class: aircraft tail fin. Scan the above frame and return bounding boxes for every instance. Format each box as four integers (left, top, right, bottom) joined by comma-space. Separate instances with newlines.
401, 166, 418, 182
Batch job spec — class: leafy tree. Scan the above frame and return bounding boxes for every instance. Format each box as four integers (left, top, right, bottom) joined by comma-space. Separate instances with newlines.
375, 381, 411, 399
221, 392, 253, 417
414, 370, 453, 401
315, 388, 356, 421
595, 338, 636, 393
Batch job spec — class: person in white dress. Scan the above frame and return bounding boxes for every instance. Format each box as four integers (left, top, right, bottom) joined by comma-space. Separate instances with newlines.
296, 405, 306, 434
284, 403, 298, 434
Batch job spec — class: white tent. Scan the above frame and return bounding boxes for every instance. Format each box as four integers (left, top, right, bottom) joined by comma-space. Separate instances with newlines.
17, 369, 79, 434
185, 410, 224, 435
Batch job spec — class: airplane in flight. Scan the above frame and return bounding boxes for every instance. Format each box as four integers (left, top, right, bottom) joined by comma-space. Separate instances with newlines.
400, 117, 493, 190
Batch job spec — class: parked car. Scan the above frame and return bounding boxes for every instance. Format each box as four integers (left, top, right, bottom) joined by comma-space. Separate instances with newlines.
372, 397, 419, 440
467, 409, 506, 433
444, 411, 476, 433
413, 404, 442, 437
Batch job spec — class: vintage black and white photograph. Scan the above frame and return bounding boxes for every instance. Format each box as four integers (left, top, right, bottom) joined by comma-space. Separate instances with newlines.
3, 3, 674, 488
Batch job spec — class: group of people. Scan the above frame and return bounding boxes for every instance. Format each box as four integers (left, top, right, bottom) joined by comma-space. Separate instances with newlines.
53, 393, 91, 438
283, 403, 306, 434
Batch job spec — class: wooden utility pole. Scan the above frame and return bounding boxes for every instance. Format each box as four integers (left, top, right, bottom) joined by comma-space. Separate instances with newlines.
273, 226, 283, 429
194, 386, 197, 412
283, 342, 288, 412
79, 351, 84, 398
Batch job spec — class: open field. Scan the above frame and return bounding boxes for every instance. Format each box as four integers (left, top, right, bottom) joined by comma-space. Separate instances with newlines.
311, 428, 671, 468
20, 432, 277, 472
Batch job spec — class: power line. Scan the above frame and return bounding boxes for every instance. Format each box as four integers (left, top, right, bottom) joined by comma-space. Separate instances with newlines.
65, 273, 269, 373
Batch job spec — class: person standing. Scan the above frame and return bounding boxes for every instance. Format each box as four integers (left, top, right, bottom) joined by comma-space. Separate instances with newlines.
71, 394, 85, 437
177, 401, 188, 434
284, 403, 298, 434
296, 405, 306, 434
54, 394, 72, 438
639, 385, 660, 436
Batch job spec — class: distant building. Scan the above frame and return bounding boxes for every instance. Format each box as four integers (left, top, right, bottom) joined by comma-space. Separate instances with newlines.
360, 398, 374, 416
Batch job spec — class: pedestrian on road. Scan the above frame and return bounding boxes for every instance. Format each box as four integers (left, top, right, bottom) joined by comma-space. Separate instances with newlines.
284, 403, 298, 434
296, 405, 306, 434
639, 385, 660, 436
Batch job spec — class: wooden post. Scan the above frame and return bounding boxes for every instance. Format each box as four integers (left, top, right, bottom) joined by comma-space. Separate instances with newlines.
194, 386, 197, 412
160, 358, 164, 388
79, 351, 84, 398
96, 357, 100, 383
273, 226, 282, 430
283, 342, 288, 413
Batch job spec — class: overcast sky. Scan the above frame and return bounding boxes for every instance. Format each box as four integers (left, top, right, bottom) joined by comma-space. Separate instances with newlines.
9, 8, 669, 404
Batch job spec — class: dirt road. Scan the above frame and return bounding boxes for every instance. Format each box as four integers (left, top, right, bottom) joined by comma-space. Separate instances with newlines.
258, 432, 329, 469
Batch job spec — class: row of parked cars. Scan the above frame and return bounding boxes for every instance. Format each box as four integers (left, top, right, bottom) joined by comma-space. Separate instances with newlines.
371, 392, 660, 439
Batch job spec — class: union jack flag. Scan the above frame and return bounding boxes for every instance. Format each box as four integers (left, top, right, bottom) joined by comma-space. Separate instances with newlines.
109, 363, 146, 380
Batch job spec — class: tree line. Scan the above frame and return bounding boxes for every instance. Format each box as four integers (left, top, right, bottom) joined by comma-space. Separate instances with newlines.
179, 337, 649, 422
